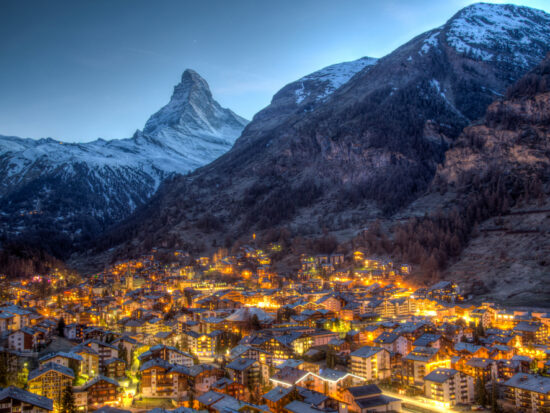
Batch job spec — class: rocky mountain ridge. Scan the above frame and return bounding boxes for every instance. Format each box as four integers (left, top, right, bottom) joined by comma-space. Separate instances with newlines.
95, 3, 550, 261
0, 70, 248, 256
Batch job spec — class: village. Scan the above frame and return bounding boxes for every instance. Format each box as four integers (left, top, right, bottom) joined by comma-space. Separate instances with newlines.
0, 242, 549, 413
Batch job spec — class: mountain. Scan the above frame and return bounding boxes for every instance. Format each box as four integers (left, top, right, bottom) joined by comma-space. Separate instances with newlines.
95, 3, 550, 260
435, 52, 550, 305
237, 56, 378, 147
353, 52, 550, 306
0, 70, 248, 257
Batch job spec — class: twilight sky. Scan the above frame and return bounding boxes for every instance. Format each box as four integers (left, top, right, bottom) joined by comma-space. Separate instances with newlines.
1, 0, 549, 142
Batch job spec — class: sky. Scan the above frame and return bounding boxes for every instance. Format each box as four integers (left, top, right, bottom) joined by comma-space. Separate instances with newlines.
1, 0, 549, 143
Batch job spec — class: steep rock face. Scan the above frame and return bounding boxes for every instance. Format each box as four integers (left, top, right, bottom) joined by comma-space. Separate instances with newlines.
140, 69, 248, 164
437, 56, 550, 184
434, 53, 550, 305
0, 70, 248, 256
98, 3, 550, 257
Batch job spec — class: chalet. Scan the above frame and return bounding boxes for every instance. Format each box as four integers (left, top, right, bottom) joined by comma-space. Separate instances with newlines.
226, 357, 261, 387
465, 358, 497, 381
271, 367, 309, 388
423, 368, 473, 407
212, 377, 246, 400
402, 346, 450, 387
513, 321, 547, 346
173, 364, 224, 395
104, 357, 126, 379
373, 332, 410, 356
427, 281, 460, 303
497, 356, 531, 379
75, 375, 119, 410
349, 346, 391, 381
83, 339, 119, 369
470, 308, 491, 328
72, 345, 100, 377
263, 387, 300, 413
0, 305, 33, 330
139, 344, 194, 367
294, 369, 365, 403
504, 373, 550, 413
454, 342, 490, 360
39, 351, 82, 371
489, 344, 515, 360
182, 330, 215, 357
28, 363, 75, 409
8, 327, 40, 352
0, 386, 53, 413
316, 295, 343, 312
139, 358, 175, 398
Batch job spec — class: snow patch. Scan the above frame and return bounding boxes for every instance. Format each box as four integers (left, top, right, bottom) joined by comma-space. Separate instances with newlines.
419, 31, 440, 55
294, 56, 378, 104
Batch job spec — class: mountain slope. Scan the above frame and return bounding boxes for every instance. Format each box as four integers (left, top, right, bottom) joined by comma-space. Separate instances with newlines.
96, 3, 550, 258
356, 52, 550, 306
435, 52, 550, 305
0, 70, 248, 256
237, 56, 377, 148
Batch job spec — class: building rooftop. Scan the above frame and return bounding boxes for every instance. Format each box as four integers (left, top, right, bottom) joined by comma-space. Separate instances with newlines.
356, 395, 400, 409
28, 362, 75, 381
284, 401, 336, 413
263, 386, 294, 403
271, 366, 309, 386
227, 357, 257, 371
423, 368, 460, 383
0, 386, 53, 411
350, 345, 384, 359
403, 346, 438, 362
347, 384, 382, 398
504, 373, 550, 394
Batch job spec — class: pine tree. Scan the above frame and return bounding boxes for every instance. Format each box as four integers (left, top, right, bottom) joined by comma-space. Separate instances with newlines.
61, 385, 77, 413
490, 379, 500, 412
57, 317, 66, 338
326, 348, 336, 368
475, 376, 488, 406
250, 314, 261, 331
118, 343, 128, 365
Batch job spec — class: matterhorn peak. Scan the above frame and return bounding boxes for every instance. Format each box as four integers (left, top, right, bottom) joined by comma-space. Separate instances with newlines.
142, 69, 247, 139
170, 68, 213, 104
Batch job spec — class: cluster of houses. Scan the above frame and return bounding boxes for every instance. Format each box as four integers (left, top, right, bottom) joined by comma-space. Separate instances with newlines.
0, 246, 549, 412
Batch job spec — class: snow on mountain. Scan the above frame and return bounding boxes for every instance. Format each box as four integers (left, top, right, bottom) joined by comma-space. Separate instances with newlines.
294, 57, 378, 104
0, 69, 248, 248
419, 30, 440, 55
143, 69, 248, 148
98, 2, 550, 263
235, 56, 378, 148
445, 3, 550, 65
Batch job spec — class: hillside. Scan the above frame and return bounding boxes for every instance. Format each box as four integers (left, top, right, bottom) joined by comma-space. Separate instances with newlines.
93, 3, 550, 260
355, 51, 550, 306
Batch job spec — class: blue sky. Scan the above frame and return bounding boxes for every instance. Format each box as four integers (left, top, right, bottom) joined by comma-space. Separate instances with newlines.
1, 0, 549, 142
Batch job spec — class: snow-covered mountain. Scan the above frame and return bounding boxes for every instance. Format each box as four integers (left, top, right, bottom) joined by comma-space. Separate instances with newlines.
0, 69, 248, 254
235, 56, 377, 148
96, 2, 550, 261
445, 3, 550, 68
292, 57, 378, 104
